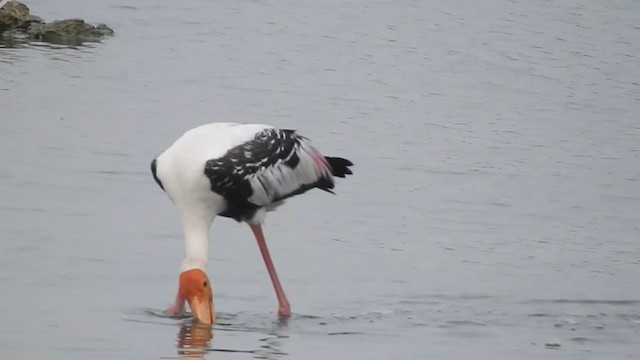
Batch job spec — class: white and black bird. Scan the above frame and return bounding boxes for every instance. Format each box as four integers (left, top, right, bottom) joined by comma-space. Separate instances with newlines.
151, 122, 353, 324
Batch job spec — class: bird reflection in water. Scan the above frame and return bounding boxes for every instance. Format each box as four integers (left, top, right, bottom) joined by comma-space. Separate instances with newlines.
176, 316, 290, 359
177, 321, 213, 359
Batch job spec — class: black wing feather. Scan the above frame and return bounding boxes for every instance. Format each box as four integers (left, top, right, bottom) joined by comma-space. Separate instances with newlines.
204, 128, 302, 209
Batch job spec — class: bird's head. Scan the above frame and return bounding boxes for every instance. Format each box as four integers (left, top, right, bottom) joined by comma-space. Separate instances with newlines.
179, 269, 215, 325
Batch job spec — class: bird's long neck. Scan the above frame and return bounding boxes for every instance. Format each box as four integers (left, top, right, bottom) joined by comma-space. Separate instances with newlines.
180, 205, 215, 272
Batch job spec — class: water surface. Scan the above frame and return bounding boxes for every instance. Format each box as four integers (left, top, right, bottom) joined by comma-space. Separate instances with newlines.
1, 0, 639, 359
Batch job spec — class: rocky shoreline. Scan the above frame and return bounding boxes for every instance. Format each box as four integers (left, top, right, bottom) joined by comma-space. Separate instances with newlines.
0, 0, 113, 45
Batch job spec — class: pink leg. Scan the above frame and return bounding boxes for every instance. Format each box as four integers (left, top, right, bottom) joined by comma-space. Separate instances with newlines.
165, 290, 185, 317
250, 224, 291, 317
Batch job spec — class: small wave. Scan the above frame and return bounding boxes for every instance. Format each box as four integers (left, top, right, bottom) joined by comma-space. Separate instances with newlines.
327, 331, 362, 336
438, 320, 487, 328
528, 299, 640, 305
110, 5, 138, 10
568, 337, 592, 344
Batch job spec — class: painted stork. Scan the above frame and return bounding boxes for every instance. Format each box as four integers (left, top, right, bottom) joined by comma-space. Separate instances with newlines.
151, 123, 353, 324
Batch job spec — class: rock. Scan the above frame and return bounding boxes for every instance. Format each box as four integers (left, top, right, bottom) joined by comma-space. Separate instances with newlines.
18, 14, 42, 27
25, 18, 42, 37
0, 0, 31, 33
1, 1, 114, 45
26, 14, 43, 23
95, 23, 114, 36
39, 18, 114, 44
15, 14, 42, 35
0, 12, 19, 33
1, 1, 30, 23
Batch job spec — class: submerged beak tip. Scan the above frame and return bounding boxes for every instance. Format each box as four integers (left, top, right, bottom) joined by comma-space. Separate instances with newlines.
187, 296, 215, 325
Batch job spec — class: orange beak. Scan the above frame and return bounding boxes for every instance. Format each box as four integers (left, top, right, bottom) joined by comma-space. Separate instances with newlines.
185, 286, 215, 325
179, 269, 216, 325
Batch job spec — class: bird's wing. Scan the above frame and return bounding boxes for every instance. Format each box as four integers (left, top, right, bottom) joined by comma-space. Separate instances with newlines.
204, 128, 335, 207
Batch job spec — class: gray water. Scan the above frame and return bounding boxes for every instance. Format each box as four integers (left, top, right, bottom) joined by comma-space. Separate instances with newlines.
1, 0, 639, 359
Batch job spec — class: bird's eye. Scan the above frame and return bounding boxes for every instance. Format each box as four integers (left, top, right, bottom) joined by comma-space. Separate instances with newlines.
203, 281, 208, 287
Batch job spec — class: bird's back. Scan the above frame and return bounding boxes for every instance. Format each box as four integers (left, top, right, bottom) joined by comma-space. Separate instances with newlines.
152, 123, 272, 203
163, 123, 273, 163
151, 122, 352, 222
